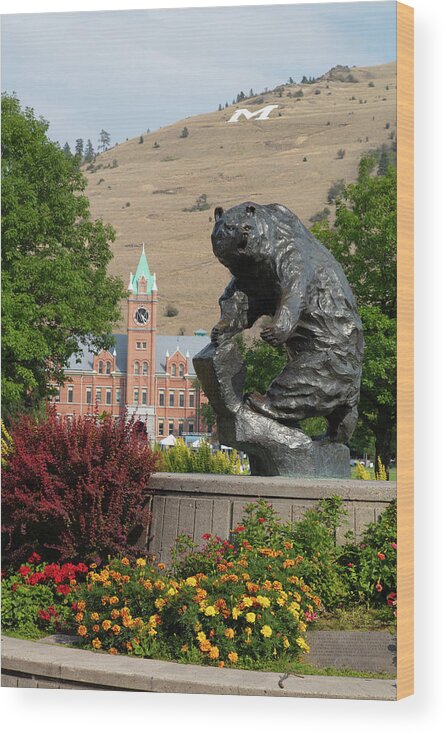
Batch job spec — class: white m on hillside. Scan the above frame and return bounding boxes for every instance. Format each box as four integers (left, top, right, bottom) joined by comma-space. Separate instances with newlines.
227, 105, 279, 123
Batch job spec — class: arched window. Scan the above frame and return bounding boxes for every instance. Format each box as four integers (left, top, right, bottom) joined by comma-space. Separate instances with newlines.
142, 361, 148, 376
134, 361, 140, 375
179, 363, 185, 377
98, 360, 103, 374
171, 364, 177, 377
106, 361, 111, 374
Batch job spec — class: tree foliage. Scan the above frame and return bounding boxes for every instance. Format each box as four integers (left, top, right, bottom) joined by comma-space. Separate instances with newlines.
312, 157, 397, 474
1, 94, 125, 418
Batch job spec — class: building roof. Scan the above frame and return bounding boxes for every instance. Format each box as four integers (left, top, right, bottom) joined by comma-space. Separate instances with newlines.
129, 245, 154, 294
66, 333, 208, 376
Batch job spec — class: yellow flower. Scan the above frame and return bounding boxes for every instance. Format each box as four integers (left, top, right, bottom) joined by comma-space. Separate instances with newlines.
149, 614, 160, 627
196, 631, 207, 642
296, 637, 310, 653
142, 580, 153, 590
111, 608, 120, 619
77, 625, 87, 637
154, 580, 166, 591
260, 625, 272, 638
91, 612, 99, 622
204, 605, 218, 617
155, 597, 167, 610
276, 596, 286, 607
109, 596, 119, 605
242, 596, 253, 608
92, 638, 101, 649
102, 619, 112, 631
185, 576, 198, 587
167, 587, 177, 597
256, 595, 270, 608
208, 645, 219, 660
245, 612, 256, 624
284, 541, 293, 550
136, 558, 146, 567
224, 628, 235, 639
283, 637, 290, 649
103, 580, 112, 587
299, 621, 307, 632
232, 607, 242, 620
199, 639, 211, 652
244, 626, 252, 636
121, 557, 130, 566
148, 628, 157, 637
228, 651, 238, 664
112, 624, 121, 635
181, 644, 188, 653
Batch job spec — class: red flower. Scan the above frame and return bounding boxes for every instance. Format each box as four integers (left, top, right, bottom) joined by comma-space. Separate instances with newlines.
234, 526, 245, 533
56, 584, 71, 596
347, 563, 354, 568
76, 563, 89, 574
259, 518, 265, 523
375, 582, 383, 592
202, 533, 211, 541
387, 592, 397, 606
47, 606, 58, 617
19, 565, 31, 577
72, 602, 78, 611
391, 542, 397, 550
38, 609, 50, 622
27, 572, 45, 586
28, 551, 41, 564
377, 552, 386, 561
11, 583, 18, 592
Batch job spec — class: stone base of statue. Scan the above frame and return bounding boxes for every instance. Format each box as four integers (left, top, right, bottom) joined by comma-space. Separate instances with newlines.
193, 340, 350, 478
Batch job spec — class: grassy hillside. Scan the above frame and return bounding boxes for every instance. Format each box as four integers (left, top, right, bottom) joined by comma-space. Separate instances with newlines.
84, 62, 396, 335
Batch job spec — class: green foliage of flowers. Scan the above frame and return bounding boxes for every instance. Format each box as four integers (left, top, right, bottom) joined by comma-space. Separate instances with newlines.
159, 439, 243, 475
339, 500, 397, 610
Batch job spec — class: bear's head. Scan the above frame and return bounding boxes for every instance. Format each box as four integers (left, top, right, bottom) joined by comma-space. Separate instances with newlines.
211, 202, 269, 268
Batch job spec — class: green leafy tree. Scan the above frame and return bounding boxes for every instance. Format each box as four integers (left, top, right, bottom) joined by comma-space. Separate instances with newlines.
1, 94, 125, 419
311, 157, 397, 476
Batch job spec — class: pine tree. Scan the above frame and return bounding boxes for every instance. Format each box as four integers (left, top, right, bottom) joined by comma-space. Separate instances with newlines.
98, 129, 111, 153
63, 142, 71, 157
84, 139, 94, 162
75, 138, 84, 158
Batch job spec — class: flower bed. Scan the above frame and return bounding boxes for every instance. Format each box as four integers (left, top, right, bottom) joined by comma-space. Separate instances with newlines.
1, 498, 397, 671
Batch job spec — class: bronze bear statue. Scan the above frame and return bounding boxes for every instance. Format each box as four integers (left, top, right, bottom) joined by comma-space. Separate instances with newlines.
210, 201, 364, 443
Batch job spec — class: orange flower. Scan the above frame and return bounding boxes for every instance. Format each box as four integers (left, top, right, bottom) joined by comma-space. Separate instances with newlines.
199, 639, 211, 652
92, 638, 101, 649
111, 608, 120, 619
181, 644, 188, 653
283, 559, 295, 568
91, 612, 99, 621
77, 625, 87, 637
77, 600, 86, 611
92, 625, 100, 633
224, 628, 235, 639
109, 647, 118, 655
102, 619, 112, 631
228, 651, 238, 664
218, 661, 225, 668
121, 557, 130, 566
246, 582, 259, 594
109, 596, 119, 605
157, 562, 166, 571
112, 624, 121, 635
126, 641, 133, 652
75, 612, 84, 623
208, 645, 219, 660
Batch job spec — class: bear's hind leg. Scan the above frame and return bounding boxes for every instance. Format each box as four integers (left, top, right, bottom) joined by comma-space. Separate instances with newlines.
327, 405, 358, 443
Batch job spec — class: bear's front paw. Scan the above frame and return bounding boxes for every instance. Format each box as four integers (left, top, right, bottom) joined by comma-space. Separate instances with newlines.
211, 320, 232, 343
260, 324, 289, 346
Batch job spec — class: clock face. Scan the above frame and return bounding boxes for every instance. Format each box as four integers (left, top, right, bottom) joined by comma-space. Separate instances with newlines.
134, 307, 150, 325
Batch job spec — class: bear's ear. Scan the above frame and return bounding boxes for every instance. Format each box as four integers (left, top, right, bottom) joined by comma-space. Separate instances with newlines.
246, 205, 256, 217
214, 207, 224, 222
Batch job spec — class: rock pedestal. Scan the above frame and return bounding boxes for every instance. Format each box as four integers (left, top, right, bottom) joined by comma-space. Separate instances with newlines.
193, 340, 350, 478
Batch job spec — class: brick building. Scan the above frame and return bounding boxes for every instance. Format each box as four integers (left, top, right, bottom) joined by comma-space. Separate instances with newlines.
51, 246, 210, 441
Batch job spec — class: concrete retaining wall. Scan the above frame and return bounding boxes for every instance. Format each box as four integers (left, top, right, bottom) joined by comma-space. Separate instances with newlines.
141, 473, 396, 564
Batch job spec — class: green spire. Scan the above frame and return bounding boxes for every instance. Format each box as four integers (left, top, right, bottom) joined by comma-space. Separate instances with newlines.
131, 243, 154, 294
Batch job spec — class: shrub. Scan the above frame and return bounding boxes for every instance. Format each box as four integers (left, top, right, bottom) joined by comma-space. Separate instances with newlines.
336, 148, 346, 159
139, 135, 144, 144
354, 461, 370, 480
159, 439, 242, 475
183, 193, 210, 212
1, 409, 159, 567
180, 127, 189, 138
309, 207, 330, 223
327, 179, 345, 203
164, 303, 179, 317
368, 81, 375, 87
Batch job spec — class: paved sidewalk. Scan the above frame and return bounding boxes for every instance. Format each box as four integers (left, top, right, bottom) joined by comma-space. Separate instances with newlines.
1, 636, 396, 700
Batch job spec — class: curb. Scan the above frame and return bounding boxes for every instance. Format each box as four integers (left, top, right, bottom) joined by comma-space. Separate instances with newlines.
1, 636, 396, 700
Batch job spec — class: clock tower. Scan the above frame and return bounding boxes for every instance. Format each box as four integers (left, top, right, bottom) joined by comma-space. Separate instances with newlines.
126, 244, 158, 437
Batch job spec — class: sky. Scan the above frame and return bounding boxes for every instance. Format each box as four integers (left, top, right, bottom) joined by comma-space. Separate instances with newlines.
1, 1, 396, 150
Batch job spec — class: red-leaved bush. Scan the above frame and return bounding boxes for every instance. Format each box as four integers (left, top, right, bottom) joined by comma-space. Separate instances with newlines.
1, 408, 160, 568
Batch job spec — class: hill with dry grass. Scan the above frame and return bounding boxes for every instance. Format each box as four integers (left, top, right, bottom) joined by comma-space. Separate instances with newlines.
84, 61, 396, 336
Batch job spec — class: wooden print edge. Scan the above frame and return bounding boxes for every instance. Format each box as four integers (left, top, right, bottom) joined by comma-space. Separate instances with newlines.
396, 0, 414, 701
